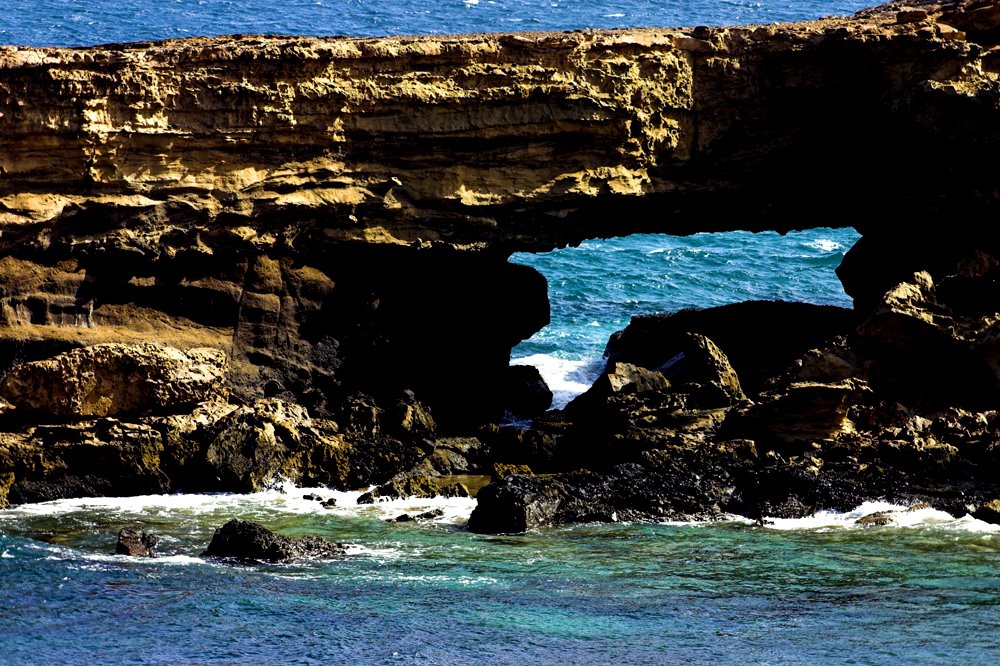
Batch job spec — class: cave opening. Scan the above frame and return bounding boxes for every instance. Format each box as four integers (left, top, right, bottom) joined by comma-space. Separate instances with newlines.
509, 227, 862, 408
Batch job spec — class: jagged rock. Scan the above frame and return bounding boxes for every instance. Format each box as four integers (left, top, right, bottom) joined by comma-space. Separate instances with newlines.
566, 362, 670, 413
357, 475, 469, 504
972, 499, 1000, 525
391, 391, 436, 438
856, 271, 1000, 408
203, 398, 350, 492
321, 497, 338, 508
492, 463, 533, 480
201, 519, 346, 562
657, 333, 746, 408
0, 343, 227, 417
721, 379, 871, 447
116, 527, 157, 557
388, 508, 445, 523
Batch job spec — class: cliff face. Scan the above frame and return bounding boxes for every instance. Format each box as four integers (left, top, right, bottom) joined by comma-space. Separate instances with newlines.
0, 0, 999, 425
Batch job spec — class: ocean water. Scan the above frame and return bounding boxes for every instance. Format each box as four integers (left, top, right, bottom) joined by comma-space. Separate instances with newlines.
2, 492, 999, 665
5, 2, 1000, 664
2, 0, 874, 47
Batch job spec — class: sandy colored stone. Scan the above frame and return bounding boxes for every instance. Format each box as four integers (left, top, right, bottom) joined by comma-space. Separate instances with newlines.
0, 343, 227, 417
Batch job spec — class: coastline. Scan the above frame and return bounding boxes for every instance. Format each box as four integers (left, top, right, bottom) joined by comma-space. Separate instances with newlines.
0, 0, 999, 535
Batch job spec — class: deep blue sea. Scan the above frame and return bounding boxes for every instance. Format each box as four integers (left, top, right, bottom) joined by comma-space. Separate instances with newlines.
4, 0, 872, 47
4, 3, 1000, 665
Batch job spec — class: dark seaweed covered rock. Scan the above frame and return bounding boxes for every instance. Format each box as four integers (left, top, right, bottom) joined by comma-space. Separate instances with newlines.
201, 519, 346, 562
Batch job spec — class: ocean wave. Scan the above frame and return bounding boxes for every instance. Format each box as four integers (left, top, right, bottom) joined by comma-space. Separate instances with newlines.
758, 501, 1000, 534
511, 352, 604, 408
803, 238, 843, 252
0, 487, 478, 526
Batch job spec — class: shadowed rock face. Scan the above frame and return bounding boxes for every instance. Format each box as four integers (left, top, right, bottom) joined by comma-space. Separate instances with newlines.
0, 1, 999, 426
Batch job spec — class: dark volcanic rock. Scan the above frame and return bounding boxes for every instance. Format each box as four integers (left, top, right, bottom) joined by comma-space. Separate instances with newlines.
605, 301, 854, 396
201, 519, 346, 562
116, 527, 158, 557
503, 365, 554, 417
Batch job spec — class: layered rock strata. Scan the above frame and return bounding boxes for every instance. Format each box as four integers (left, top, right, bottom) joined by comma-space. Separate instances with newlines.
1, 1, 1000, 524
0, 0, 999, 427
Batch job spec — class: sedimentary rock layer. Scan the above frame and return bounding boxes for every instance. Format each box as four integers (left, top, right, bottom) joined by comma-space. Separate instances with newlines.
0, 0, 998, 426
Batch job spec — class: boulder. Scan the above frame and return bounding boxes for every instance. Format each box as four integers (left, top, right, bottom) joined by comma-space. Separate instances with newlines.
855, 511, 893, 526
116, 527, 158, 557
657, 333, 746, 407
1, 343, 227, 417
605, 301, 853, 396
565, 362, 670, 413
503, 365, 554, 416
201, 519, 346, 562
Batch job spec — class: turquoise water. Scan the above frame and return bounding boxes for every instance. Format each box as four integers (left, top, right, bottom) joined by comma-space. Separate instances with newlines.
2, 493, 999, 665
4, 1, 999, 664
2, 0, 874, 47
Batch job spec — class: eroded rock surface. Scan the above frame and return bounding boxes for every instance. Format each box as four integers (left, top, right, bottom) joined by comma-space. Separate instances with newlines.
2, 2, 1000, 524
1, 343, 227, 417
0, 1, 998, 429
116, 527, 158, 557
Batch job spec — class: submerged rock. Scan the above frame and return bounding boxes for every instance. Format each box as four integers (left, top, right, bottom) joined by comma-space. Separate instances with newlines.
116, 527, 158, 557
201, 519, 346, 562
855, 512, 894, 527
1, 343, 227, 417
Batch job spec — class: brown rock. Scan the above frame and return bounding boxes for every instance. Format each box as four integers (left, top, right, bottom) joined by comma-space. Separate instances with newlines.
855, 511, 893, 527
116, 527, 158, 557
1, 344, 227, 417
201, 519, 346, 562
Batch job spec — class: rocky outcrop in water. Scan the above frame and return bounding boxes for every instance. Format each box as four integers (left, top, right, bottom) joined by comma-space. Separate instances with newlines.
116, 527, 158, 557
201, 519, 346, 562
469, 286, 1000, 533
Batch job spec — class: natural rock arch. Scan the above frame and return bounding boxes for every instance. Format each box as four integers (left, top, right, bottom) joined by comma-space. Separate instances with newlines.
0, 1, 998, 427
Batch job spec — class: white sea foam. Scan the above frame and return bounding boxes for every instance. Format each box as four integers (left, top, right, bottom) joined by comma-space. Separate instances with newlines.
0, 486, 477, 526
804, 238, 842, 252
757, 501, 1000, 534
511, 352, 603, 408
1, 549, 12, 558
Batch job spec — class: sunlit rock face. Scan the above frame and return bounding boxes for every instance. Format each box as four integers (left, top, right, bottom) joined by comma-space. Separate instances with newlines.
0, 1, 999, 427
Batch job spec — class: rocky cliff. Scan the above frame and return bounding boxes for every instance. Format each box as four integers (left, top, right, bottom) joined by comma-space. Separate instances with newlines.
2, 1, 1000, 516
0, 0, 998, 425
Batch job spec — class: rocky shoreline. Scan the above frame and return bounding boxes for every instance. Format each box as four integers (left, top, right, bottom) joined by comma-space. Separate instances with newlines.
2, 1, 1000, 532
